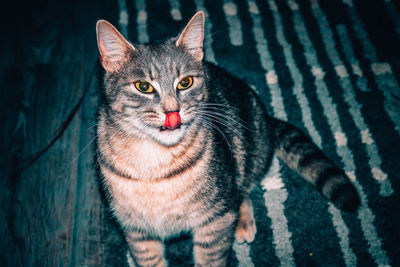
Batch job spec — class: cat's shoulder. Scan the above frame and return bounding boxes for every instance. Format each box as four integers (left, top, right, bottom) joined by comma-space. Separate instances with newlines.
203, 61, 258, 101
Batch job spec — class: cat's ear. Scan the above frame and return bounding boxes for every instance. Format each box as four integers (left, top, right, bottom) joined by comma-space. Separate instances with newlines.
96, 20, 135, 73
176, 11, 205, 61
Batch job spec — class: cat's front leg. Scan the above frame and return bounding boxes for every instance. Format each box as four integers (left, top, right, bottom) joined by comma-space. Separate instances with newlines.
193, 211, 237, 267
125, 230, 167, 267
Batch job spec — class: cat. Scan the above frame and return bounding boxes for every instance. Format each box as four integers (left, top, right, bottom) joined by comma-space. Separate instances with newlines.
95, 11, 360, 267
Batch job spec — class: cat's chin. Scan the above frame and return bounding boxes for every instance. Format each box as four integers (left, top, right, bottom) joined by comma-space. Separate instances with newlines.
149, 124, 187, 147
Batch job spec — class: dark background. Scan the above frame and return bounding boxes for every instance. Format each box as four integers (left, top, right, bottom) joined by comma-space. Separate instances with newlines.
1, 0, 400, 266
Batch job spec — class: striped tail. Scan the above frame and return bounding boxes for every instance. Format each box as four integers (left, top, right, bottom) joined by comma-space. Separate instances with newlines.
272, 118, 360, 213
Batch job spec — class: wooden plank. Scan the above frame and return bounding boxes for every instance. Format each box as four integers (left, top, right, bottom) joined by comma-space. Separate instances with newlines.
0, 66, 28, 266
12, 63, 84, 266
66, 65, 102, 267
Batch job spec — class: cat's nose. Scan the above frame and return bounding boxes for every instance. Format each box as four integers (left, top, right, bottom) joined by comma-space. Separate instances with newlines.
162, 95, 180, 114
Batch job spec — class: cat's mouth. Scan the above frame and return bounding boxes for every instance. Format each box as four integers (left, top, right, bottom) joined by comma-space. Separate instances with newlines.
159, 125, 182, 131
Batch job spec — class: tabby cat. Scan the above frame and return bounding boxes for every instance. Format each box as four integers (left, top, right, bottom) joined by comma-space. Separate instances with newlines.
96, 11, 360, 266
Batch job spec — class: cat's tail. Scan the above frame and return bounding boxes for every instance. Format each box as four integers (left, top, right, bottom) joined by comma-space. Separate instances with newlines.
272, 118, 360, 212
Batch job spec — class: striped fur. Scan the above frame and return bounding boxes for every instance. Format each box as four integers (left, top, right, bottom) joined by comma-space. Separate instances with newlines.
96, 12, 360, 266
273, 119, 360, 212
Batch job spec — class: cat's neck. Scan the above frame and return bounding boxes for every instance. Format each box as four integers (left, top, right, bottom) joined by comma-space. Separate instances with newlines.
98, 118, 211, 181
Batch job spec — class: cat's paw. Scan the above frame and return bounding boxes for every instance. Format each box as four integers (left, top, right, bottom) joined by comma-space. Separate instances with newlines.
235, 201, 256, 243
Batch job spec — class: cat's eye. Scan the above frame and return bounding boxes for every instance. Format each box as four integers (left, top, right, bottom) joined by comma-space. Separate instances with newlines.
177, 76, 193, 90
134, 81, 154, 93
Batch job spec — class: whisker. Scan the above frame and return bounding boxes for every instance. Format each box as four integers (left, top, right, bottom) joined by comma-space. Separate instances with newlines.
205, 110, 254, 132
67, 115, 132, 167
200, 107, 245, 124
68, 135, 98, 166
191, 111, 245, 147
192, 110, 252, 135
199, 105, 246, 121
200, 102, 240, 111
200, 116, 233, 156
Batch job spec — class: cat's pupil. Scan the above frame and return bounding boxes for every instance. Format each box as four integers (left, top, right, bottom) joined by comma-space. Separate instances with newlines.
139, 82, 149, 91
180, 78, 190, 87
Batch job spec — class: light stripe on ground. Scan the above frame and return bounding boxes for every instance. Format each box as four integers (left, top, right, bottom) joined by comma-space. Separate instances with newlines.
135, 0, 149, 43
247, 1, 295, 266
369, 62, 400, 136
248, 0, 286, 121
232, 241, 254, 267
191, 1, 252, 265
336, 24, 393, 197
308, 1, 391, 266
342, 0, 400, 137
268, 0, 321, 146
193, 0, 216, 63
168, 0, 182, 21
271, 1, 356, 265
261, 157, 295, 267
117, 0, 129, 37
223, 0, 243, 46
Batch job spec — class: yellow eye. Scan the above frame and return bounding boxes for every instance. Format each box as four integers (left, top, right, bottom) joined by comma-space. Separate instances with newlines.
134, 81, 154, 93
177, 76, 193, 90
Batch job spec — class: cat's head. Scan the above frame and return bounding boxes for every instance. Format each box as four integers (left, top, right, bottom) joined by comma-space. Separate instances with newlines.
96, 12, 207, 146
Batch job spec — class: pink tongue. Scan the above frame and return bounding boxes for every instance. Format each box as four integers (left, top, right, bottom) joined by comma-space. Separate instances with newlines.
164, 112, 181, 129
